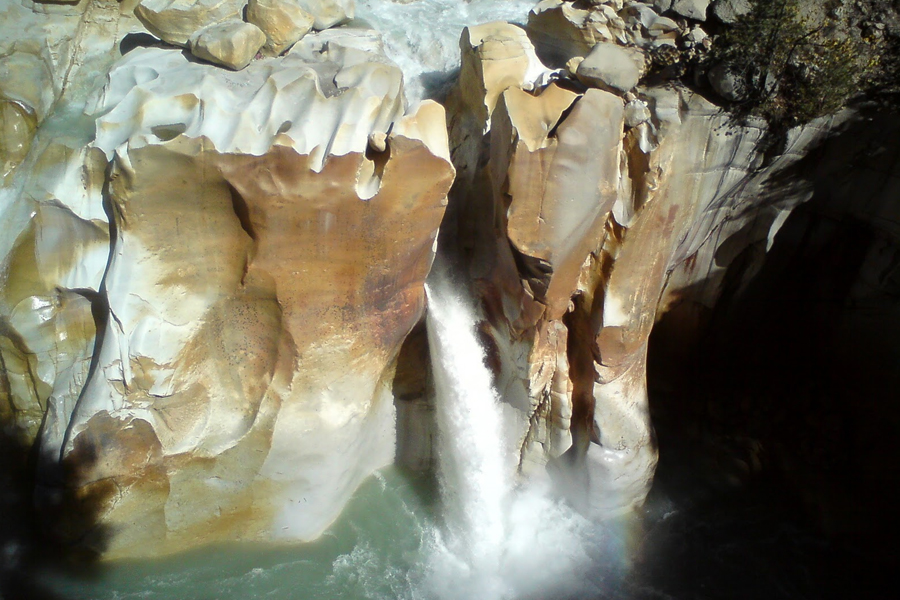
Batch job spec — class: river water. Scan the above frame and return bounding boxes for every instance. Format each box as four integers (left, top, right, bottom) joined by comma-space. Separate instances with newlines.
37, 272, 864, 600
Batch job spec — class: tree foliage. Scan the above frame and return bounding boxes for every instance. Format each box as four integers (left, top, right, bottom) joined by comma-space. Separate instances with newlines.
713, 0, 879, 131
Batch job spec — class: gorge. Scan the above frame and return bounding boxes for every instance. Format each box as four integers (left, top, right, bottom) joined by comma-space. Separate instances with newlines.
2, 0, 898, 597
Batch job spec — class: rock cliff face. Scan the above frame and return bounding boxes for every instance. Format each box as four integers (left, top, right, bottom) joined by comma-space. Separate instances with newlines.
1, 0, 452, 558
0, 0, 882, 560
433, 18, 838, 518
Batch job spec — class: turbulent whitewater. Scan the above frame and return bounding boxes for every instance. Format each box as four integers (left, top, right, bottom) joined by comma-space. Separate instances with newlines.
420, 272, 605, 600
356, 0, 539, 103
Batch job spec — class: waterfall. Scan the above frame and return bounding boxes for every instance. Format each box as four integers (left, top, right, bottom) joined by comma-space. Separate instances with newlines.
420, 272, 604, 600
424, 274, 510, 597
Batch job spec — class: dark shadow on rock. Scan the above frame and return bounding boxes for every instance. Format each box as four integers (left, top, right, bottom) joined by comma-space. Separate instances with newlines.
118, 32, 166, 56
418, 69, 460, 104
0, 420, 112, 600
643, 105, 900, 597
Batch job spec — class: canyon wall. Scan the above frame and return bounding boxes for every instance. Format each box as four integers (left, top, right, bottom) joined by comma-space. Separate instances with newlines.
1, 0, 453, 558
0, 0, 870, 558
423, 15, 838, 519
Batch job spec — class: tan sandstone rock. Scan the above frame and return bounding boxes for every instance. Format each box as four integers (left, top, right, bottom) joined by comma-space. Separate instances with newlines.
40, 32, 453, 558
575, 42, 644, 93
456, 22, 547, 128
246, 0, 315, 56
134, 0, 245, 47
189, 20, 266, 70
528, 0, 610, 65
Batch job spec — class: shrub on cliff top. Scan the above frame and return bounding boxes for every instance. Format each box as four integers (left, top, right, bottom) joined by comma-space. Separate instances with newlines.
712, 0, 881, 131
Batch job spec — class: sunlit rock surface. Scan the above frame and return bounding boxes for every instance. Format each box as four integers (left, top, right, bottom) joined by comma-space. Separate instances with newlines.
57, 39, 451, 557
0, 0, 870, 562
188, 19, 267, 70
1, 0, 453, 558
439, 16, 839, 518
134, 0, 246, 47
246, 0, 315, 56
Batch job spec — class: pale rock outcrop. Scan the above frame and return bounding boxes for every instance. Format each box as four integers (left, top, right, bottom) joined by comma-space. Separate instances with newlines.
456, 22, 548, 128
439, 12, 844, 517
671, 0, 709, 21
575, 42, 643, 93
40, 29, 453, 558
1, 0, 138, 456
189, 19, 267, 70
294, 0, 353, 30
712, 0, 751, 24
134, 0, 245, 47
528, 0, 622, 64
246, 0, 315, 56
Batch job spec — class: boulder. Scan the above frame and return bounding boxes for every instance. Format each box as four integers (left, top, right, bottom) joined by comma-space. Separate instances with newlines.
189, 20, 267, 70
134, 0, 245, 47
712, 0, 751, 24
493, 85, 624, 316
293, 0, 354, 30
671, 0, 709, 21
575, 42, 643, 94
246, 0, 315, 56
528, 0, 614, 66
708, 61, 747, 101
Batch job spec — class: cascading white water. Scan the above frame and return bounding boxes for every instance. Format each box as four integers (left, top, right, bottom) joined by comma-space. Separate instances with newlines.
421, 272, 604, 600
355, 0, 540, 104
424, 274, 511, 597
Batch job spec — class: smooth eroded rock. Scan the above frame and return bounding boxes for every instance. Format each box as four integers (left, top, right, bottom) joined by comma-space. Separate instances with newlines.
42, 33, 454, 558
0, 100, 36, 181
457, 21, 547, 127
189, 20, 267, 70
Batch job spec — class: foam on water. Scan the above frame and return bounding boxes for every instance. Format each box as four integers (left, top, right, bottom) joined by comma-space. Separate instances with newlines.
355, 0, 540, 104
